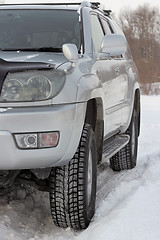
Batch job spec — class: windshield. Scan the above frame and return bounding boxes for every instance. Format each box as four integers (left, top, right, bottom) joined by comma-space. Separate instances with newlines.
0, 9, 81, 52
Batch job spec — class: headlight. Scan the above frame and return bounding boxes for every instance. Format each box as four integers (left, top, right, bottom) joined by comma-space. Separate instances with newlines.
0, 69, 65, 102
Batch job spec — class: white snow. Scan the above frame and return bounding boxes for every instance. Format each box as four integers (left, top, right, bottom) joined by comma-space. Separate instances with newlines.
0, 95, 160, 240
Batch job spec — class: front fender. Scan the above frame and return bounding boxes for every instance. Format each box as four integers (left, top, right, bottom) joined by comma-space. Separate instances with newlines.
76, 74, 103, 102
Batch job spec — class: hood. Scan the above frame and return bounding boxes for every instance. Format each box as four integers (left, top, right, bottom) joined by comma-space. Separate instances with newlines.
0, 51, 68, 69
0, 51, 68, 93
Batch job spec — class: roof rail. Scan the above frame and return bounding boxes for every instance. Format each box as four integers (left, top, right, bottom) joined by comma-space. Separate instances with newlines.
0, 2, 81, 6
0, 1, 101, 8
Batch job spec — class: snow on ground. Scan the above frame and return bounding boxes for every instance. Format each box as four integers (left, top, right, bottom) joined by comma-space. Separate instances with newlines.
0, 95, 160, 240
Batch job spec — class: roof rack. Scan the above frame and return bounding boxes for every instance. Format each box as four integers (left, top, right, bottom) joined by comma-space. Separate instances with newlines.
90, 2, 100, 8
103, 10, 112, 16
0, 1, 100, 8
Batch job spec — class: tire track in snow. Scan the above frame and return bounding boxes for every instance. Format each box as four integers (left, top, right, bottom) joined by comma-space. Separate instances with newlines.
95, 150, 160, 216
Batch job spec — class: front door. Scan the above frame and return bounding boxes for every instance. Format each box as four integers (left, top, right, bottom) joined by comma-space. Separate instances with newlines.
90, 14, 128, 137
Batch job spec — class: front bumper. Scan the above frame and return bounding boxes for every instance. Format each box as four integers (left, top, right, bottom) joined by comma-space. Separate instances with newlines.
0, 103, 86, 170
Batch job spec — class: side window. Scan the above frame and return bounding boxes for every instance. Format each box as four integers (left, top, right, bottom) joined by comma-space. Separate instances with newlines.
90, 14, 104, 53
110, 20, 124, 36
100, 18, 113, 35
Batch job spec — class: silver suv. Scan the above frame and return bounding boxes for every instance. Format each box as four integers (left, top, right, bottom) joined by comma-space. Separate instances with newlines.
0, 1, 140, 230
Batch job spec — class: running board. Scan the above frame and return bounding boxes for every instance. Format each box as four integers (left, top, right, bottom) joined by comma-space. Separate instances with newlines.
102, 134, 130, 161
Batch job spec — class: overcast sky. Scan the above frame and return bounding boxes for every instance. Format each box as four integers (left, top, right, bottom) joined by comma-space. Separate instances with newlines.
102, 0, 160, 16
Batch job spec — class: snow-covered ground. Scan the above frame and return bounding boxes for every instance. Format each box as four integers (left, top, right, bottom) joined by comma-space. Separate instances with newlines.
0, 95, 160, 240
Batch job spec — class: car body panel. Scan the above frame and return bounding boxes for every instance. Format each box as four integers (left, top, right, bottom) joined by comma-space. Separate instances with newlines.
0, 102, 86, 169
0, 3, 140, 170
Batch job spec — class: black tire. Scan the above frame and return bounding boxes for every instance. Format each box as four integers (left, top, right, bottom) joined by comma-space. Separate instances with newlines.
49, 124, 97, 230
110, 109, 138, 171
49, 166, 69, 228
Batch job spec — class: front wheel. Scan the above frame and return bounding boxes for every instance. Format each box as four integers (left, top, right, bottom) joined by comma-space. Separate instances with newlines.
49, 124, 97, 230
110, 109, 138, 171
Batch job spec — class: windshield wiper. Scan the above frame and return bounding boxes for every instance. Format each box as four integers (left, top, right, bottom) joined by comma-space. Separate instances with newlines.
34, 47, 62, 52
0, 47, 62, 52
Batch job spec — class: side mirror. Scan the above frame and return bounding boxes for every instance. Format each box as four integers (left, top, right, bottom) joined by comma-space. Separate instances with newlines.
101, 34, 127, 57
62, 44, 79, 63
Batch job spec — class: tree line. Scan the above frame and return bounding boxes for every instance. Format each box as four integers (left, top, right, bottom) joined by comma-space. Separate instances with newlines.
117, 4, 160, 94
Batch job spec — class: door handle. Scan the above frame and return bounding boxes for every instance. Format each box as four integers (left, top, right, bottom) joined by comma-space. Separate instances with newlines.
125, 65, 131, 73
114, 66, 119, 76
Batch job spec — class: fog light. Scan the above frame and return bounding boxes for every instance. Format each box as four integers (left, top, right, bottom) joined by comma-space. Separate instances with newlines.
39, 132, 59, 148
15, 134, 37, 149
14, 131, 59, 149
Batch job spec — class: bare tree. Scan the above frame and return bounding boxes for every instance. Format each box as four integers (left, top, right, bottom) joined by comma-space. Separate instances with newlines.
118, 4, 160, 93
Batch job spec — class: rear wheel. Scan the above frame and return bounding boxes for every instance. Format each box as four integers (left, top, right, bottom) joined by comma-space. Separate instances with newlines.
49, 124, 97, 230
110, 109, 138, 171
